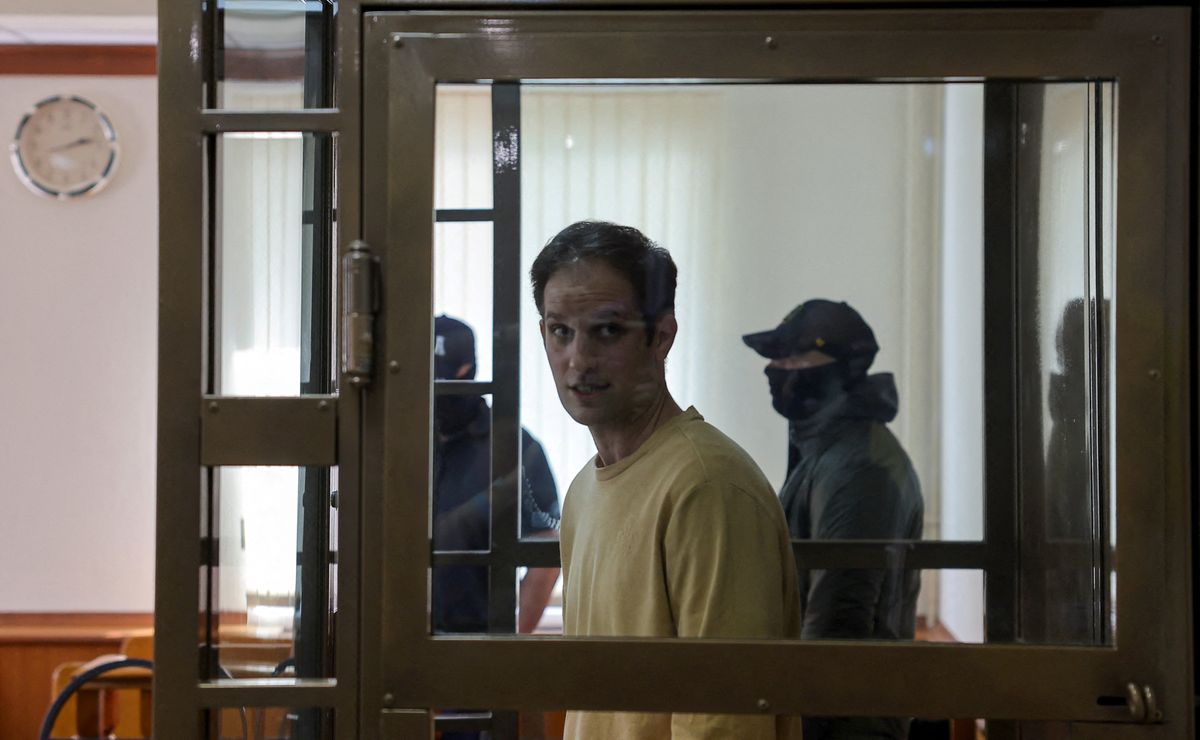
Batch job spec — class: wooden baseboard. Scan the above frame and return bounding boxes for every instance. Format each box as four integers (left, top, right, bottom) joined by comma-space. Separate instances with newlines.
0, 44, 156, 76
916, 615, 959, 643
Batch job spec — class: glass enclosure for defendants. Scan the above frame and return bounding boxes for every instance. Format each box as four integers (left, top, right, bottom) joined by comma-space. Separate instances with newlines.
427, 81, 1115, 652
155, 4, 1192, 740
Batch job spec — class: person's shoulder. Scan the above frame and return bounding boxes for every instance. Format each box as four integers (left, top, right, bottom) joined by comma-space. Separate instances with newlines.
565, 455, 600, 495
828, 419, 913, 472
811, 420, 920, 497
669, 411, 774, 497
519, 426, 545, 450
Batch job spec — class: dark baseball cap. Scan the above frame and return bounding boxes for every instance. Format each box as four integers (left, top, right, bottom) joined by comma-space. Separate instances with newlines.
434, 314, 476, 380
742, 299, 879, 366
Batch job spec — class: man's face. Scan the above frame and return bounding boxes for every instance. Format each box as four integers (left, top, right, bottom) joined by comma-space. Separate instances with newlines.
539, 259, 674, 430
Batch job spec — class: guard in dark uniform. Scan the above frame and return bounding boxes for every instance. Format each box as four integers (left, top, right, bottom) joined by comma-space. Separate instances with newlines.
744, 299, 924, 740
432, 315, 561, 636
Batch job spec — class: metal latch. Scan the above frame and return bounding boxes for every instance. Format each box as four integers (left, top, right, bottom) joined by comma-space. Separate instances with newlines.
341, 240, 379, 385
1126, 682, 1163, 723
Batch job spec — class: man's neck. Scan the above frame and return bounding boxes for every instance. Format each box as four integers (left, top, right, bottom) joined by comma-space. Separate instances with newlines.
591, 392, 684, 467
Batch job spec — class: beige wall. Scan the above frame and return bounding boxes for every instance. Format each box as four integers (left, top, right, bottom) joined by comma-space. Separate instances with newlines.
0, 75, 157, 611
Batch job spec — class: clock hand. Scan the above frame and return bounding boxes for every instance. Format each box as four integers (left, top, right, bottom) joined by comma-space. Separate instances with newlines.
49, 137, 95, 152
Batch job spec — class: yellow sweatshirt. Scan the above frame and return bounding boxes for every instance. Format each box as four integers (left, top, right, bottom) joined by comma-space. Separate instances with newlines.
560, 407, 802, 739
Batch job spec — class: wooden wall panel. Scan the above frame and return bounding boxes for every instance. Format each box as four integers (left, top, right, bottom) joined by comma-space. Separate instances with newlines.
0, 45, 155, 76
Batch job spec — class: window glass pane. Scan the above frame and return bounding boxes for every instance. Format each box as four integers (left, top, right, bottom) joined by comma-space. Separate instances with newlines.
434, 222, 494, 383
1015, 83, 1116, 645
203, 466, 338, 680
207, 707, 334, 739
216, 0, 335, 110
431, 390, 492, 635
216, 132, 336, 396
436, 84, 493, 210
428, 80, 1115, 647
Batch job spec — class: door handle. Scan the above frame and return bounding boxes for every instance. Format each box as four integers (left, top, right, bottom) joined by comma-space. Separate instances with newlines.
1125, 682, 1163, 723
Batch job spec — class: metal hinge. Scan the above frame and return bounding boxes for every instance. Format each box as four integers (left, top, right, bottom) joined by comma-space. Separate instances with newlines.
341, 240, 380, 386
1126, 682, 1163, 723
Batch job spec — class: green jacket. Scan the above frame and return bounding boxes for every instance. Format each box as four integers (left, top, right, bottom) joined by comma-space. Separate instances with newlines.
779, 373, 923, 740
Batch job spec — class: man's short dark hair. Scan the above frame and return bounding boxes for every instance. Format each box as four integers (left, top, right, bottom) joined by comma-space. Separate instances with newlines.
530, 221, 678, 341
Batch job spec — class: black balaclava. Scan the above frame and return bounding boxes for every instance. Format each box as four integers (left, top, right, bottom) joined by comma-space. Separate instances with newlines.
766, 362, 850, 420
744, 300, 879, 421
435, 394, 481, 436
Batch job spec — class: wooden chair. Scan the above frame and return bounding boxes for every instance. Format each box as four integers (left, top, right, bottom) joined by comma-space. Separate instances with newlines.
118, 634, 155, 737
47, 654, 150, 739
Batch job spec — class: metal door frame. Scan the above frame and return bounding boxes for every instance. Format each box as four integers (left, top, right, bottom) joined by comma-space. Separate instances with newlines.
363, 4, 1190, 729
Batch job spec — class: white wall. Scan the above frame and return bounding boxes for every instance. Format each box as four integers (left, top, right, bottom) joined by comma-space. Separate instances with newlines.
0, 75, 157, 611
700, 85, 943, 502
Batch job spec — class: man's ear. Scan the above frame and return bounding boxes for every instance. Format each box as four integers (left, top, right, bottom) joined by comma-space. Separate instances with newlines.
653, 312, 678, 362
538, 318, 547, 347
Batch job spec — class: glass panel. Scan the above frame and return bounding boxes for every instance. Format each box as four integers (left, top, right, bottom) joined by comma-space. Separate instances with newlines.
216, 132, 336, 396
434, 223, 494, 383
1014, 83, 1116, 645
436, 84, 494, 210
431, 389, 492, 634
203, 466, 337, 680
521, 567, 563, 634
208, 707, 333, 739
433, 710, 526, 738
793, 569, 985, 644
216, 0, 335, 110
426, 80, 1114, 646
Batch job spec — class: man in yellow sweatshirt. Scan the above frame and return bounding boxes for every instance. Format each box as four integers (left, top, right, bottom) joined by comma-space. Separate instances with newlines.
530, 220, 802, 739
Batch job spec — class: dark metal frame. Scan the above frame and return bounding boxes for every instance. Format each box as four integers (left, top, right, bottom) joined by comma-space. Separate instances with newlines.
426, 81, 526, 737
154, 3, 1193, 740
369, 4, 1188, 727
156, 1, 357, 738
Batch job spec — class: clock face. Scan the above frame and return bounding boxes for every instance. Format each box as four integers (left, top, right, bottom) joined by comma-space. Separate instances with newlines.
10, 95, 119, 199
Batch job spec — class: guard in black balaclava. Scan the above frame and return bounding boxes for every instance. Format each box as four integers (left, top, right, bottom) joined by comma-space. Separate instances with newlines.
742, 299, 925, 740
434, 314, 484, 436
744, 299, 880, 422
765, 360, 850, 420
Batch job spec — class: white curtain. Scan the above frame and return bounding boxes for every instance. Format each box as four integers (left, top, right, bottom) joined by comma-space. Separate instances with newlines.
216, 81, 308, 624
435, 83, 961, 632
434, 85, 723, 494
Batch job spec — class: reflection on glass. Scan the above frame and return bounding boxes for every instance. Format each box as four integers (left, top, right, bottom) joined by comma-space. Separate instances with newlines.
206, 466, 337, 680
429, 340, 562, 636
210, 706, 333, 740
218, 132, 335, 396
1016, 82, 1115, 646
428, 80, 1114, 647
217, 0, 334, 110
434, 710, 547, 739
430, 380, 494, 634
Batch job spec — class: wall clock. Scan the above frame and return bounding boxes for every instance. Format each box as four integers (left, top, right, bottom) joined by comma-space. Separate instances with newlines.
10, 95, 120, 199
